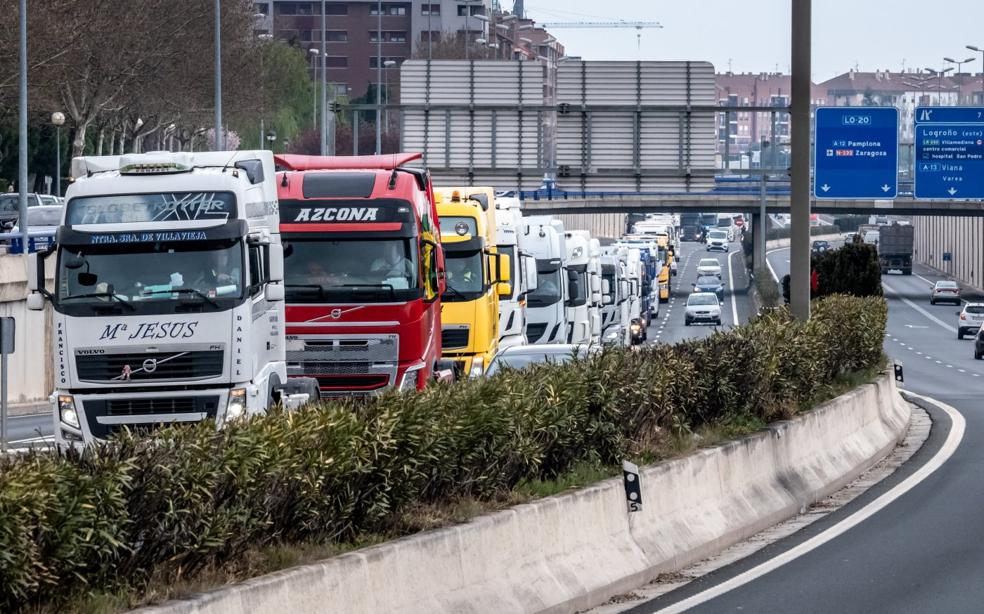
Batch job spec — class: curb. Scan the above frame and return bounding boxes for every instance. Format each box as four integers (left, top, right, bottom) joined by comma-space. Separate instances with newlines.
136, 373, 908, 614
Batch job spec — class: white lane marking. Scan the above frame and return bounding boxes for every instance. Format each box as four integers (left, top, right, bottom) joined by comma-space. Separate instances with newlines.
883, 281, 957, 334
915, 351, 923, 355
765, 246, 787, 282
959, 369, 966, 373
652, 392, 965, 614
7, 435, 54, 445
727, 249, 740, 325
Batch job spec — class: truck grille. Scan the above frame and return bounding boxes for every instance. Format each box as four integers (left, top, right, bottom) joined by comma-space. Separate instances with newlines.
286, 334, 399, 394
76, 351, 224, 382
81, 396, 220, 439
441, 328, 470, 349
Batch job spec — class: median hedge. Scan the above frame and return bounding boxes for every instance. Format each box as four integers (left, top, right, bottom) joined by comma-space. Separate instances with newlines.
0, 295, 887, 611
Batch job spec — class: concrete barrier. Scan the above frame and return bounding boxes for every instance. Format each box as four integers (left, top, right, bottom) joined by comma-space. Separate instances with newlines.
0, 255, 54, 405
137, 373, 908, 614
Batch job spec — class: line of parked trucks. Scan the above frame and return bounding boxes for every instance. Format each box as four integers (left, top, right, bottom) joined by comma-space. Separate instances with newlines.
24, 150, 680, 446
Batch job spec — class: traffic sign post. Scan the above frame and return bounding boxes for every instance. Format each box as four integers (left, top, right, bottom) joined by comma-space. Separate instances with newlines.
914, 107, 984, 199
0, 317, 13, 453
814, 107, 899, 199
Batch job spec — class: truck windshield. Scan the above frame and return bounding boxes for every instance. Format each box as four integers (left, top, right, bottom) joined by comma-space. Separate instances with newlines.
443, 250, 485, 301
528, 262, 562, 308
56, 239, 244, 315
284, 238, 419, 303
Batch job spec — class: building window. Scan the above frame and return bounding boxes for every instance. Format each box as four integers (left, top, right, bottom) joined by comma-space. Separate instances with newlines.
369, 31, 408, 43
325, 56, 349, 68
254, 2, 269, 15
370, 3, 407, 15
421, 3, 440, 15
457, 4, 484, 16
279, 2, 316, 15
325, 3, 347, 15
325, 30, 348, 42
421, 30, 441, 43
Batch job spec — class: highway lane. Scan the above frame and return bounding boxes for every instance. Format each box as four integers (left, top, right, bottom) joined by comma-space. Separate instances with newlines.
4, 412, 53, 450
624, 248, 984, 613
650, 237, 755, 345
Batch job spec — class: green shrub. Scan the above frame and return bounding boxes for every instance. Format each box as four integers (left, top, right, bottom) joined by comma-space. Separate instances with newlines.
0, 295, 887, 610
812, 242, 882, 298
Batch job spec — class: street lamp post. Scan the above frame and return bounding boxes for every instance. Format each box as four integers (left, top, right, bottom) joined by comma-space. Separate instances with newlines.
51, 112, 65, 196
925, 66, 954, 104
376, 0, 383, 154
321, 0, 328, 155
309, 48, 320, 130
967, 45, 984, 104
258, 33, 273, 148
214, 0, 223, 150
17, 0, 28, 255
383, 60, 396, 140
944, 55, 976, 102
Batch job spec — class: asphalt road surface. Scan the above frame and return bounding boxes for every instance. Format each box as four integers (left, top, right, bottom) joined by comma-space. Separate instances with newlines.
648, 237, 755, 345
624, 247, 983, 613
4, 411, 53, 450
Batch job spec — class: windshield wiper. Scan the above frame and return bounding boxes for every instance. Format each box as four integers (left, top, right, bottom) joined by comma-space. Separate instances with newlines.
442, 284, 466, 300
285, 284, 325, 298
62, 291, 135, 311
141, 287, 219, 308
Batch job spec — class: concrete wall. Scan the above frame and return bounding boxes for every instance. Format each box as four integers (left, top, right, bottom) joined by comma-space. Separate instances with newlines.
0, 255, 54, 404
138, 373, 908, 614
913, 215, 984, 291
552, 213, 628, 240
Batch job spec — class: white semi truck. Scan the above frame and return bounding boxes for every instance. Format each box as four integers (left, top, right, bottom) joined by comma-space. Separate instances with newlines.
26, 151, 316, 447
600, 245, 631, 346
495, 197, 538, 351
522, 216, 568, 345
564, 230, 602, 345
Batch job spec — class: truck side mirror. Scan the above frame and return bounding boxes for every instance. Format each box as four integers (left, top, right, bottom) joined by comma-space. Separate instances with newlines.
265, 284, 285, 302
602, 294, 613, 305
591, 275, 601, 294
27, 252, 41, 292
601, 279, 610, 295
497, 282, 512, 298
496, 253, 511, 284
269, 245, 284, 283
27, 292, 45, 311
524, 256, 538, 292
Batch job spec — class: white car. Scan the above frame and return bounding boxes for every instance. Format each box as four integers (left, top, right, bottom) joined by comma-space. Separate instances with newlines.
685, 292, 722, 326
697, 258, 722, 278
705, 229, 730, 252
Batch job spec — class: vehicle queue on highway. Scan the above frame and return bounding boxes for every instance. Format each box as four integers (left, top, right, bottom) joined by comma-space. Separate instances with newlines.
22, 149, 749, 447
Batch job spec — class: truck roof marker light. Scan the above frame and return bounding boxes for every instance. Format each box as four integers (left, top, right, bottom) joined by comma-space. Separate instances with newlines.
388, 168, 399, 190
451, 190, 461, 202
281, 172, 288, 187
119, 161, 191, 175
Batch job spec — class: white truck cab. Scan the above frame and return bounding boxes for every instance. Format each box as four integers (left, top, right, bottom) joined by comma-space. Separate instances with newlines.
522, 216, 568, 345
564, 230, 602, 345
624, 248, 645, 344
495, 197, 537, 351
600, 245, 631, 346
26, 151, 316, 447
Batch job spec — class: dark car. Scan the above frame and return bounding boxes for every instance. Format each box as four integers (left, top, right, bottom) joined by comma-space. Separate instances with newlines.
811, 240, 830, 253
692, 274, 725, 302
976, 325, 984, 360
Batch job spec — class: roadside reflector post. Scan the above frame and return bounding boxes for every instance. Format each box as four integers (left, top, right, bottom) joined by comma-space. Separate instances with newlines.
623, 460, 642, 513
894, 362, 904, 384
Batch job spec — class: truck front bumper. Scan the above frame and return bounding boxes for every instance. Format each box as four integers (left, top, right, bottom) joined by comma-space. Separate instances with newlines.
53, 387, 237, 447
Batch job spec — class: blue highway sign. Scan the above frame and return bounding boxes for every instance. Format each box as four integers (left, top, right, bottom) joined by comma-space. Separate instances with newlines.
814, 107, 899, 199
914, 107, 984, 199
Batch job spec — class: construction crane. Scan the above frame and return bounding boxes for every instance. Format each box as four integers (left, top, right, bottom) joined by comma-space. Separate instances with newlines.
538, 21, 663, 53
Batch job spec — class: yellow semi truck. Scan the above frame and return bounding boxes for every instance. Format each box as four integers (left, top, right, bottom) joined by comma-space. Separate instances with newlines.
435, 187, 510, 378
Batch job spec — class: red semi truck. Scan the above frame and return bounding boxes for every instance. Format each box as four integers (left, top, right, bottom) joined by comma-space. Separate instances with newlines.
275, 153, 446, 395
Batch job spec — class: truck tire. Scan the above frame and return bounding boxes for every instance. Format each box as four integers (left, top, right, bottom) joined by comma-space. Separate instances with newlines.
903, 268, 912, 276
958, 330, 964, 340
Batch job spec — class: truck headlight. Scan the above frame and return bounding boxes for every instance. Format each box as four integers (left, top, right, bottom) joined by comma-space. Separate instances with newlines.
604, 330, 620, 340
469, 357, 485, 378
630, 322, 642, 334
58, 394, 80, 429
225, 388, 247, 421
399, 364, 425, 392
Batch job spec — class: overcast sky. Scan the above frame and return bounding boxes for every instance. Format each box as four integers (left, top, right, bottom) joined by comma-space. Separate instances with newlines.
523, 1, 984, 81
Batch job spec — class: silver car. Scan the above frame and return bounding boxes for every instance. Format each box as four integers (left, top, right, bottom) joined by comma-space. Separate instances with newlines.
485, 344, 595, 376
696, 258, 723, 278
930, 280, 961, 305
957, 303, 984, 339
684, 292, 722, 326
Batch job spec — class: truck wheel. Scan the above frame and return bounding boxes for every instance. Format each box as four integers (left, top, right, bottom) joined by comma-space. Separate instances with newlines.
958, 330, 964, 340
903, 268, 912, 276
976, 350, 982, 360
